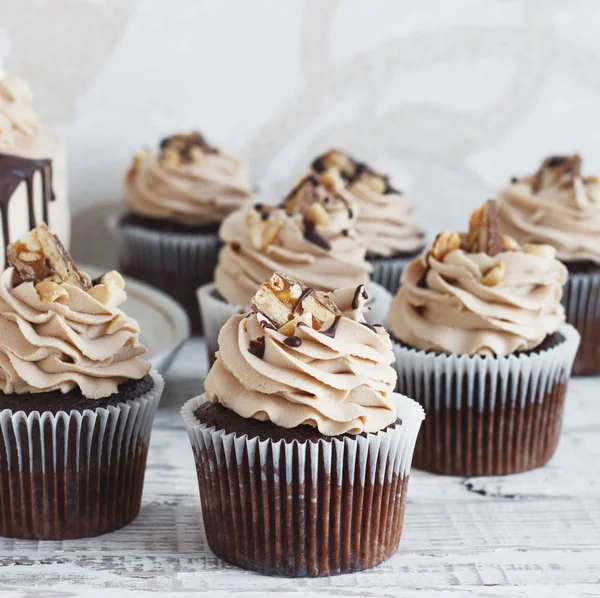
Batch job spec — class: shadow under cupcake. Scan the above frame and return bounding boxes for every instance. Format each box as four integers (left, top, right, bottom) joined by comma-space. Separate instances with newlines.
183, 273, 424, 576
498, 154, 600, 375
388, 200, 579, 477
0, 223, 163, 539
115, 131, 255, 334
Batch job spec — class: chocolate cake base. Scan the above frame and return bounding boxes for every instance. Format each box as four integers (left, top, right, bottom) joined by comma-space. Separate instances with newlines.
188, 402, 410, 576
563, 261, 600, 375
0, 374, 159, 540
0, 375, 154, 414
117, 214, 222, 335
368, 247, 424, 294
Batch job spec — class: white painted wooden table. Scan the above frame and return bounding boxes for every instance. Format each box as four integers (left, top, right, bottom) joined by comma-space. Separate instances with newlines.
1, 338, 599, 597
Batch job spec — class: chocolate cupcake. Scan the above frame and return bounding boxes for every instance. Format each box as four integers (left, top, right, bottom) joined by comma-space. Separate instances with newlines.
183, 273, 424, 576
388, 200, 579, 476
311, 150, 425, 293
116, 131, 254, 333
498, 154, 600, 375
0, 224, 163, 539
198, 174, 391, 365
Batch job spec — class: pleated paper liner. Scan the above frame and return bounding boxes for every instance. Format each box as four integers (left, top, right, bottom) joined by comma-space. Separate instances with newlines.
391, 324, 580, 476
197, 281, 393, 367
562, 270, 600, 375
181, 393, 424, 577
368, 253, 418, 295
0, 370, 164, 540
115, 214, 220, 334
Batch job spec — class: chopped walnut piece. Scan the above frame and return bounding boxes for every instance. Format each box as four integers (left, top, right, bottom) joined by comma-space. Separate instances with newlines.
466, 199, 506, 256
531, 154, 582, 192
251, 272, 341, 330
7, 224, 91, 289
358, 169, 388, 194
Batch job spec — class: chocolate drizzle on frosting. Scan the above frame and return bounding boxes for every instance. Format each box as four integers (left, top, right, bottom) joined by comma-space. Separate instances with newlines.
293, 286, 314, 314
283, 336, 302, 348
303, 220, 331, 251
248, 337, 266, 359
320, 315, 341, 338
0, 154, 55, 260
352, 284, 368, 309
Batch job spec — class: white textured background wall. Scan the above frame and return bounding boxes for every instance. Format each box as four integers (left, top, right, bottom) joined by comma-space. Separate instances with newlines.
2, 0, 600, 267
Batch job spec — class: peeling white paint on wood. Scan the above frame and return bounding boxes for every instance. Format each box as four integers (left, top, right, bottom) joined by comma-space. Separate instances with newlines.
0, 339, 598, 597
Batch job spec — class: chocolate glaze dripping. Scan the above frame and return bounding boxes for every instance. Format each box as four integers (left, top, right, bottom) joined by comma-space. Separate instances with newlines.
361, 322, 377, 332
320, 315, 341, 338
293, 286, 314, 314
0, 154, 55, 261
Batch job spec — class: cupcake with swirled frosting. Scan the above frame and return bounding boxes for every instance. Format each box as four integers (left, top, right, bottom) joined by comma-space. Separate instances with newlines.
498, 154, 600, 374
0, 72, 70, 264
182, 272, 424, 576
0, 224, 164, 540
311, 149, 425, 292
389, 200, 579, 476
198, 174, 392, 364
116, 131, 254, 333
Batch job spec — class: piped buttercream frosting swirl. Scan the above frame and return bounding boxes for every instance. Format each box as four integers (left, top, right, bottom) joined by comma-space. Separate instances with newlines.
124, 131, 254, 227
312, 150, 425, 257
0, 268, 150, 399
388, 200, 567, 355
0, 73, 42, 150
205, 279, 397, 435
498, 154, 600, 263
215, 200, 372, 307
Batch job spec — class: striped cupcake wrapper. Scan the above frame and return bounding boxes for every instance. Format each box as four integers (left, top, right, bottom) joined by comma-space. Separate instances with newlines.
392, 324, 580, 476
0, 370, 164, 540
181, 393, 424, 577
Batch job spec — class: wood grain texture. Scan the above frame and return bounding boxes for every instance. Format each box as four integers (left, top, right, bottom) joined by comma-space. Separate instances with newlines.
0, 338, 598, 597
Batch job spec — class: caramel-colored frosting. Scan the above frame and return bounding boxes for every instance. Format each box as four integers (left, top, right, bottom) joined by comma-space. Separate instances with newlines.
311, 150, 425, 257
0, 73, 42, 150
0, 269, 150, 399
389, 201, 567, 355
124, 132, 254, 227
215, 204, 372, 307
499, 154, 600, 263
204, 287, 397, 436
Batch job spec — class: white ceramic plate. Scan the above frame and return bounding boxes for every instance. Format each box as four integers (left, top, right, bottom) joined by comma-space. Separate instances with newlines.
83, 265, 190, 375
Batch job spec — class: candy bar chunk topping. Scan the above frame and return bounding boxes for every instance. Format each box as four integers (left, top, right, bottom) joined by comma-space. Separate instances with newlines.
531, 154, 582, 193
251, 272, 341, 331
312, 149, 358, 180
158, 131, 219, 165
465, 199, 508, 257
245, 204, 286, 250
7, 223, 91, 289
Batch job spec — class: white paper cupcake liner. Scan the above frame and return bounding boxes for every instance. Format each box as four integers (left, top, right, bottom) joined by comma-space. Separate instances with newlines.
0, 370, 164, 540
181, 393, 424, 576
369, 254, 415, 295
115, 214, 221, 333
197, 281, 392, 366
391, 324, 580, 476
563, 270, 600, 375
